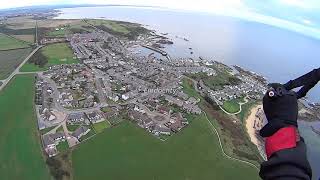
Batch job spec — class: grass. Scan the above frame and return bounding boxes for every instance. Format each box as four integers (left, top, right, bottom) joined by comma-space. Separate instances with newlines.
0, 48, 32, 79
20, 43, 78, 72
0, 74, 51, 179
47, 28, 67, 37
86, 19, 130, 34
93, 120, 110, 133
108, 115, 126, 125
19, 63, 43, 72
188, 68, 241, 91
101, 106, 113, 113
222, 99, 241, 113
72, 120, 259, 180
0, 33, 30, 50
67, 124, 81, 132
85, 19, 150, 40
12, 34, 34, 43
181, 78, 201, 99
79, 128, 96, 142
40, 125, 56, 135
56, 126, 64, 132
57, 140, 69, 152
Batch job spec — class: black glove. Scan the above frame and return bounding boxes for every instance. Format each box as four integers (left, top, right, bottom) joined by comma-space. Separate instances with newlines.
284, 68, 320, 99
260, 83, 298, 137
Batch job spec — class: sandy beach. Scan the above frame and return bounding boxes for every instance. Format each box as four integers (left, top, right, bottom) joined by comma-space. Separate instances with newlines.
245, 104, 267, 160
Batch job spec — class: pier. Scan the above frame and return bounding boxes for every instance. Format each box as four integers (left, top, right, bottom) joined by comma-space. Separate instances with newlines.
141, 45, 171, 61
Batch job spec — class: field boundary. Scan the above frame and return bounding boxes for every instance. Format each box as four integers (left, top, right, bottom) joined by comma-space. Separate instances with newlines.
0, 46, 34, 52
0, 32, 33, 48
203, 112, 259, 170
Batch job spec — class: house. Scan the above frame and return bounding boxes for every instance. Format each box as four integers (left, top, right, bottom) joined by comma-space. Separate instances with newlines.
103, 108, 119, 119
154, 124, 171, 135
178, 113, 189, 125
186, 97, 199, 105
47, 132, 66, 143
182, 104, 201, 114
72, 126, 90, 140
67, 113, 86, 124
140, 116, 154, 129
176, 91, 189, 100
42, 132, 66, 157
165, 95, 184, 107
42, 135, 55, 149
157, 105, 171, 115
128, 110, 154, 129
169, 120, 182, 132
42, 108, 56, 121
86, 111, 104, 123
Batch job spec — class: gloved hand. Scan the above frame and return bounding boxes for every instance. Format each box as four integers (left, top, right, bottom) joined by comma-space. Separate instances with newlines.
260, 83, 298, 137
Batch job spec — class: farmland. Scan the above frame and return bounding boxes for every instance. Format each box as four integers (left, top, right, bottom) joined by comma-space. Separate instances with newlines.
72, 120, 259, 180
47, 28, 67, 37
85, 19, 151, 40
0, 33, 30, 50
0, 48, 32, 79
21, 43, 79, 72
0, 75, 51, 180
93, 120, 110, 133
12, 34, 34, 43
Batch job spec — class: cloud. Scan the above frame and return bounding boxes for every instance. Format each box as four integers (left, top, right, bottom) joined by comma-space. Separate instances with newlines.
302, 19, 312, 25
278, 0, 317, 9
0, 0, 248, 12
0, 0, 67, 9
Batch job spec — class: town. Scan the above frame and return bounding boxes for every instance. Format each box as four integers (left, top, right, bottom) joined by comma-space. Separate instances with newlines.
35, 27, 267, 157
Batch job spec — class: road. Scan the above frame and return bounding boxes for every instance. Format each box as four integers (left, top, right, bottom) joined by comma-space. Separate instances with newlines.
35, 20, 39, 46
0, 45, 43, 92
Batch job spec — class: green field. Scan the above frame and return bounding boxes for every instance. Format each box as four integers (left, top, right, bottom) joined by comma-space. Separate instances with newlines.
0, 75, 51, 179
85, 19, 150, 40
67, 124, 81, 132
72, 119, 259, 180
188, 68, 241, 91
56, 126, 64, 132
93, 120, 110, 133
181, 78, 202, 99
222, 99, 241, 113
0, 48, 32, 79
87, 19, 130, 34
0, 33, 30, 50
47, 28, 67, 37
20, 43, 78, 72
57, 140, 69, 152
40, 125, 56, 135
79, 128, 96, 142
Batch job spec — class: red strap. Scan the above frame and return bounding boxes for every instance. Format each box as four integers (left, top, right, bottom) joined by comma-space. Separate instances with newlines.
265, 127, 297, 159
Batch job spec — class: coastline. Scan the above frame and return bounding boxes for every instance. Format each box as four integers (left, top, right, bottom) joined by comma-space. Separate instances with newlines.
245, 104, 267, 160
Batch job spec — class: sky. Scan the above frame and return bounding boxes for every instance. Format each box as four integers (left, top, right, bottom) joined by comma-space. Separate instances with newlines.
1, 0, 320, 39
